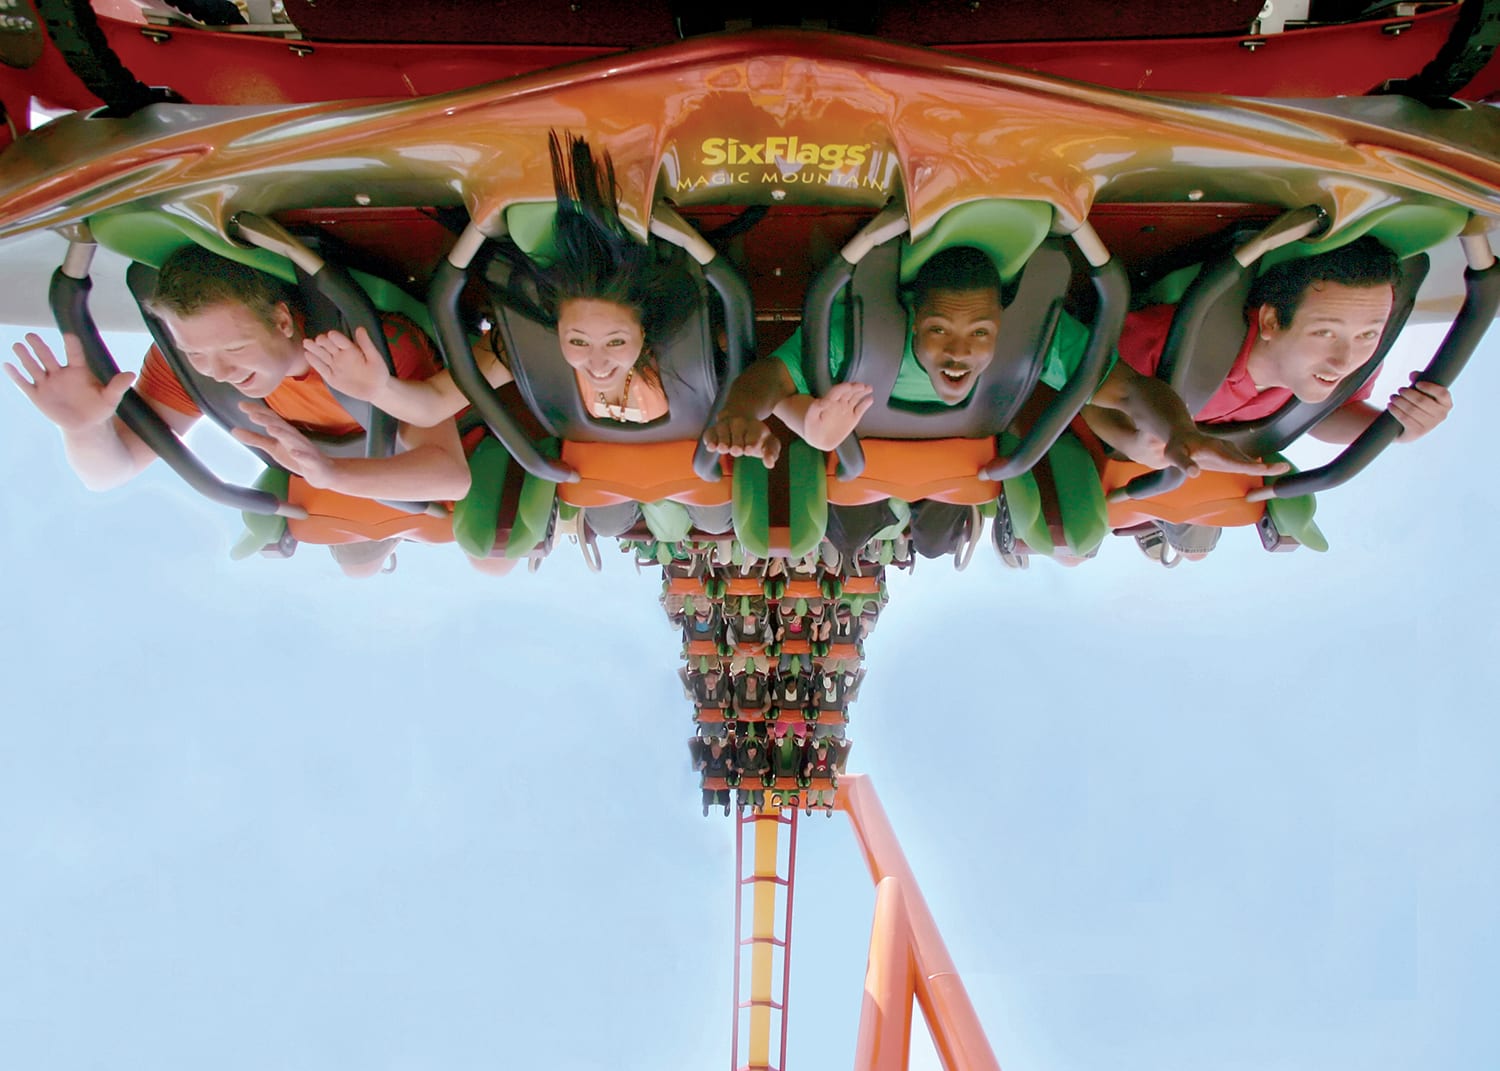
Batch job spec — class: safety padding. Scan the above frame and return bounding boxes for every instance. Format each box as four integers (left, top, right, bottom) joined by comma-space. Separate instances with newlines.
1046, 432, 1110, 557
557, 440, 733, 506
1000, 470, 1047, 555
1104, 460, 1265, 529
232, 468, 293, 560
1258, 201, 1469, 273
782, 579, 825, 599
1102, 456, 1325, 550
641, 500, 694, 543
824, 438, 1000, 506
284, 480, 454, 545
89, 208, 436, 335
733, 439, 829, 560
996, 430, 1109, 558
504, 202, 560, 263
1265, 486, 1328, 552
1140, 201, 1468, 307
451, 436, 559, 559
902, 199, 1054, 285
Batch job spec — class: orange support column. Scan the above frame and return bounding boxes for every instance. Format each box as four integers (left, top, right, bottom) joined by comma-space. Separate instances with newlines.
853, 878, 916, 1071
837, 776, 1002, 1071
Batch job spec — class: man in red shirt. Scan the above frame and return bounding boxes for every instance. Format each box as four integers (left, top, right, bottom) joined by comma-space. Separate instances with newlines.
6, 246, 470, 573
1085, 237, 1452, 470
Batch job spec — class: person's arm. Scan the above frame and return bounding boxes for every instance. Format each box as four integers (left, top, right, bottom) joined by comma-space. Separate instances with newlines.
232, 403, 472, 501
303, 328, 512, 428
5, 333, 197, 490
703, 355, 875, 467
1086, 362, 1288, 477
1309, 375, 1453, 445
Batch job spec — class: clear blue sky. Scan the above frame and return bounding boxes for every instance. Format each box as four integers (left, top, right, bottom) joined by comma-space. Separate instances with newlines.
2, 317, 1497, 1071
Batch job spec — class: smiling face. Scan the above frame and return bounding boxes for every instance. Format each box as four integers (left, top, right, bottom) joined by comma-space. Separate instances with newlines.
558, 298, 645, 395
1248, 281, 1394, 403
161, 300, 306, 398
911, 287, 1003, 404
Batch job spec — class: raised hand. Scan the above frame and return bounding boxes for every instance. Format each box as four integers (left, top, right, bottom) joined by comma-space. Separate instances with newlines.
232, 402, 336, 487
704, 413, 782, 469
801, 382, 873, 450
4, 333, 134, 432
1390, 374, 1453, 442
1162, 429, 1291, 478
303, 327, 393, 404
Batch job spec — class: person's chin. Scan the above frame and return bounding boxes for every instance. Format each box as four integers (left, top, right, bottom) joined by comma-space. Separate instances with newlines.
1296, 383, 1338, 404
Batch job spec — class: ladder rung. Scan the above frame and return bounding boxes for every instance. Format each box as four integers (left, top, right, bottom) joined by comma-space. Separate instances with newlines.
738, 935, 786, 948
737, 998, 784, 1011
739, 874, 788, 887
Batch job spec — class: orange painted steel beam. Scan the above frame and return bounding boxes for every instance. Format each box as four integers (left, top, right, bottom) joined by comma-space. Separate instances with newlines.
837, 776, 1001, 1071
854, 878, 917, 1071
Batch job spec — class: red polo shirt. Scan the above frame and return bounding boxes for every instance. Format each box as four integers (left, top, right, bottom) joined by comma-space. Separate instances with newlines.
1118, 304, 1374, 424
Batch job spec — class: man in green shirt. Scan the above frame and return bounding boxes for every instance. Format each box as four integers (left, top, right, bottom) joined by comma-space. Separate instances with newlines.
703, 246, 1276, 478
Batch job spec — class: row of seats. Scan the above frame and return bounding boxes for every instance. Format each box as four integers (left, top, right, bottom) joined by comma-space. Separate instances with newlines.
54, 194, 1495, 572
667, 551, 876, 815
690, 732, 852, 817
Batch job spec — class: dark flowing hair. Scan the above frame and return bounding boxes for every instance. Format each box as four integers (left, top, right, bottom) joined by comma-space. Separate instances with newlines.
532, 131, 695, 361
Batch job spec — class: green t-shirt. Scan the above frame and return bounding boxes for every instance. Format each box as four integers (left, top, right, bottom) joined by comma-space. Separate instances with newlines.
771, 305, 1111, 403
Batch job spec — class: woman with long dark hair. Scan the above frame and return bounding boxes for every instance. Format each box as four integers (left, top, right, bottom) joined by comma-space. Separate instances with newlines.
303, 131, 692, 428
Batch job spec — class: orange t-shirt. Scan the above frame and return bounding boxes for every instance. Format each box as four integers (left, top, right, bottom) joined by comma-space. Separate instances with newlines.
134, 312, 441, 435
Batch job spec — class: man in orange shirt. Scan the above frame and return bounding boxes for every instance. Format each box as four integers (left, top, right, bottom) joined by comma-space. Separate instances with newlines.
6, 246, 470, 574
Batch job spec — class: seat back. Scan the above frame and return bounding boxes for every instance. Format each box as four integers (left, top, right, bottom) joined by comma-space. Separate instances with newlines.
126, 262, 375, 457
827, 200, 1065, 440
97, 209, 431, 461
1158, 201, 1465, 453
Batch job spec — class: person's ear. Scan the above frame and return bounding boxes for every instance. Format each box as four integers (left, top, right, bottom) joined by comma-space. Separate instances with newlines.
274, 301, 296, 339
1256, 303, 1280, 341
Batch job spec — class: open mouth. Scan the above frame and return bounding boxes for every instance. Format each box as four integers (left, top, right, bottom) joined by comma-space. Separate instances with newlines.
1313, 373, 1339, 386
940, 368, 971, 382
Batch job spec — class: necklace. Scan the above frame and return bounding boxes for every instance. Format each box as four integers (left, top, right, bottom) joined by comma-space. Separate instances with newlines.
597, 364, 633, 408
596, 364, 635, 416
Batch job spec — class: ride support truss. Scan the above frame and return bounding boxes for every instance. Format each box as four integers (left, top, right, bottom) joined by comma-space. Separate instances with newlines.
730, 778, 1003, 1070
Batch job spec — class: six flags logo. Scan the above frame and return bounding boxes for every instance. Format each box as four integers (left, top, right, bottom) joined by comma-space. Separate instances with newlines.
700, 137, 872, 171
